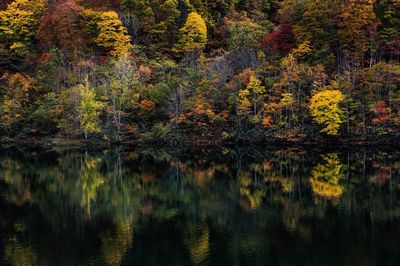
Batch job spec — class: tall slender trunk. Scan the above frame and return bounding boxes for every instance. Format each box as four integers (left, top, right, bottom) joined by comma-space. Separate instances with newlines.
361, 103, 367, 136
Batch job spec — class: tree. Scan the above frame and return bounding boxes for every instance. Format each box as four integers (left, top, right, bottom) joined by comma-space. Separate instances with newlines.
371, 101, 391, 125
227, 17, 268, 52
79, 79, 102, 139
309, 81, 345, 136
272, 49, 319, 127
246, 75, 266, 115
375, 0, 400, 60
289, 0, 339, 67
338, 0, 378, 53
101, 57, 141, 141
278, 92, 294, 125
121, 0, 150, 17
352, 62, 400, 135
0, 73, 35, 131
96, 11, 133, 57
83, 10, 133, 57
202, 0, 234, 23
52, 87, 81, 137
120, 0, 151, 42
226, 16, 271, 70
236, 0, 270, 14
238, 74, 265, 116
150, 0, 180, 54
175, 12, 207, 55
0, 0, 47, 55
37, 0, 86, 59
261, 24, 295, 56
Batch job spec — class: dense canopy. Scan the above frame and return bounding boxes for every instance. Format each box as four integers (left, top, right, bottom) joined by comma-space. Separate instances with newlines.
0, 0, 400, 144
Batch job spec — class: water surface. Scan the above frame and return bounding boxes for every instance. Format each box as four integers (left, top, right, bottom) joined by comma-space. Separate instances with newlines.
0, 146, 400, 265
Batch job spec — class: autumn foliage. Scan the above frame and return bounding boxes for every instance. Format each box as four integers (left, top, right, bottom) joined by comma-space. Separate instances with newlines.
0, 0, 400, 143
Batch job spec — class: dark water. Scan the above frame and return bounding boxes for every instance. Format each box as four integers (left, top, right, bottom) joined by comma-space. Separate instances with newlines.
0, 146, 400, 265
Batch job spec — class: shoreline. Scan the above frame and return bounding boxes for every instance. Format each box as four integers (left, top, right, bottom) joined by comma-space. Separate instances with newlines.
2, 135, 400, 149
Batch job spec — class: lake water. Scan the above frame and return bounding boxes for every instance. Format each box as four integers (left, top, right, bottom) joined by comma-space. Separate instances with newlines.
0, 146, 400, 265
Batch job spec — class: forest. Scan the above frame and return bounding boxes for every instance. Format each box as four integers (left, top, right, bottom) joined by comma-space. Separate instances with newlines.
0, 0, 400, 145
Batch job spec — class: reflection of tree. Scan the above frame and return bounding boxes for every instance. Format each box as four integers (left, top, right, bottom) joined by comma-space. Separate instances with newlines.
239, 173, 265, 211
178, 162, 217, 188
310, 153, 344, 199
2, 147, 400, 265
79, 156, 104, 216
184, 223, 209, 265
4, 222, 37, 266
371, 162, 391, 185
101, 216, 134, 266
0, 159, 32, 205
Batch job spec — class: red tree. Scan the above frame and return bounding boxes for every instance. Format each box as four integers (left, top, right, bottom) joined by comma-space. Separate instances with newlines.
261, 24, 294, 56
37, 0, 87, 58
371, 101, 391, 125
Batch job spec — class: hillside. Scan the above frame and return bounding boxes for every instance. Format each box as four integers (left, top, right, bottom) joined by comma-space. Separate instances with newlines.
1, 0, 400, 145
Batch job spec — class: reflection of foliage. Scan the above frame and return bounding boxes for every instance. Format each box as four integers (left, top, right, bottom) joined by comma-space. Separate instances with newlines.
4, 237, 37, 266
4, 222, 37, 266
310, 179, 343, 199
0, 159, 32, 205
371, 162, 391, 185
80, 156, 104, 216
1, 147, 400, 265
184, 224, 209, 265
280, 179, 294, 193
310, 153, 344, 198
101, 216, 134, 266
239, 173, 265, 211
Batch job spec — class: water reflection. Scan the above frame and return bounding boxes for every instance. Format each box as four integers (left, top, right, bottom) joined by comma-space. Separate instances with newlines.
0, 146, 400, 265
310, 153, 344, 200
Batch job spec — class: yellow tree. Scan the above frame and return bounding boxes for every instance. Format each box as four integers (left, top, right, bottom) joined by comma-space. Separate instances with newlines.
79, 79, 103, 139
247, 75, 265, 115
0, 0, 47, 55
238, 88, 252, 115
175, 12, 207, 55
96, 11, 133, 57
309, 81, 345, 136
83, 10, 133, 57
238, 75, 265, 116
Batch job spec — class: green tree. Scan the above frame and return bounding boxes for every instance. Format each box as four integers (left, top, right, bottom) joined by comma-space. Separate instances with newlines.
375, 0, 400, 51
151, 0, 180, 54
79, 79, 102, 139
290, 0, 339, 67
227, 18, 268, 52
121, 0, 150, 17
